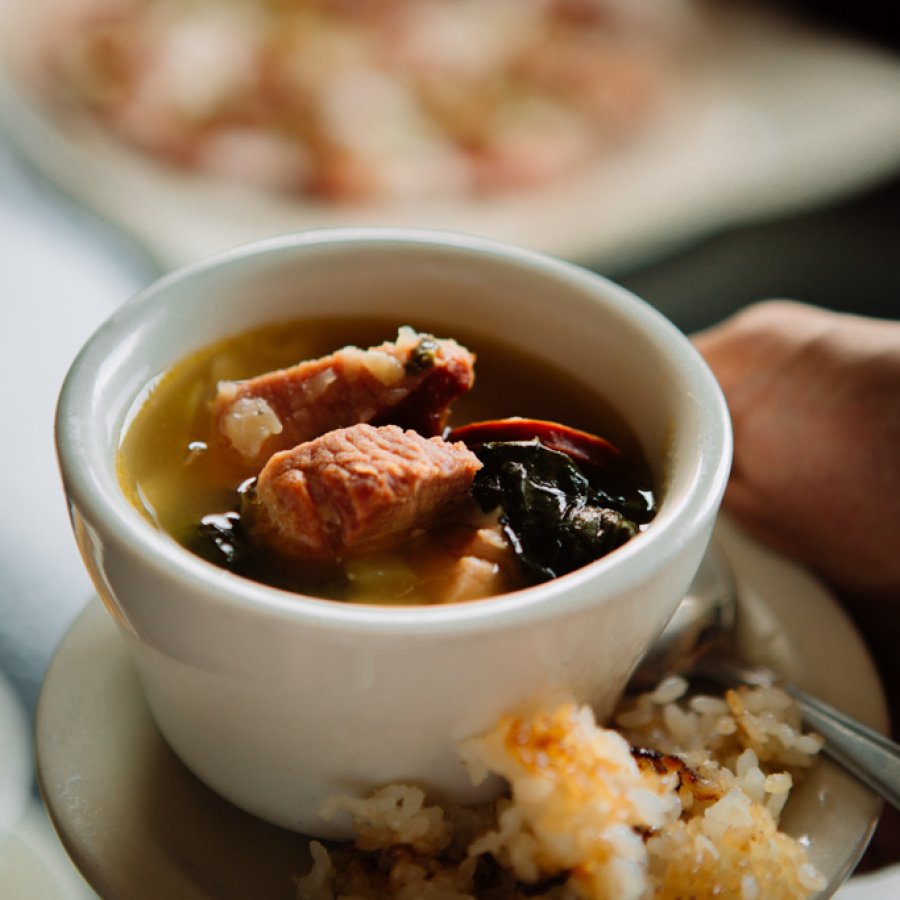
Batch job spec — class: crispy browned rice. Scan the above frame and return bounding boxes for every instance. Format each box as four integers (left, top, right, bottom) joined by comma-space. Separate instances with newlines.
297, 677, 826, 899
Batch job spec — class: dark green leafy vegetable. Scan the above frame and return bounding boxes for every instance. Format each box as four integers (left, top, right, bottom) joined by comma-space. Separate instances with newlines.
404, 336, 439, 375
471, 439, 649, 584
185, 477, 257, 569
188, 511, 248, 568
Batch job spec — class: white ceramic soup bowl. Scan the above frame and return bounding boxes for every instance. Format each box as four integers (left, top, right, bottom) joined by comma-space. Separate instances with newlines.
56, 228, 731, 838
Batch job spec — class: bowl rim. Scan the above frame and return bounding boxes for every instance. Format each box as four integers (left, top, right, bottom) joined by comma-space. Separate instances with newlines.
55, 226, 732, 636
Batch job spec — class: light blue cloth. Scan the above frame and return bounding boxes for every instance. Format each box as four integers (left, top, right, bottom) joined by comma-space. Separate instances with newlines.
0, 138, 156, 716
0, 136, 156, 896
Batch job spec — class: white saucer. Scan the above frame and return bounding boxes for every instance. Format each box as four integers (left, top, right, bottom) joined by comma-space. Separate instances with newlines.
35, 519, 887, 899
0, 671, 30, 835
4, 3, 900, 273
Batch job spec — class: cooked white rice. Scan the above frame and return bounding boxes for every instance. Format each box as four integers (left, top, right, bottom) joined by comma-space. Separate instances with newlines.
296, 679, 826, 899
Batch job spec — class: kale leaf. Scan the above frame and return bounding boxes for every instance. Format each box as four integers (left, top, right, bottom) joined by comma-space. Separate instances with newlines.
187, 511, 249, 568
472, 440, 642, 583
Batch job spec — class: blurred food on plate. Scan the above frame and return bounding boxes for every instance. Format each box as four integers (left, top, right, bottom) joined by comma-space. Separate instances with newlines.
22, 0, 703, 202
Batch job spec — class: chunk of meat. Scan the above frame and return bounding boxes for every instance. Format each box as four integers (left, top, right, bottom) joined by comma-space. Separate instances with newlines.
248, 423, 482, 562
215, 327, 475, 465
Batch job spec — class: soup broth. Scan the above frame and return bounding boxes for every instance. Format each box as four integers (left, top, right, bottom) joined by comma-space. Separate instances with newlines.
117, 317, 656, 604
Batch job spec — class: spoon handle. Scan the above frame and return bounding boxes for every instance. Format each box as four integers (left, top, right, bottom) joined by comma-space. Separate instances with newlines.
783, 682, 900, 812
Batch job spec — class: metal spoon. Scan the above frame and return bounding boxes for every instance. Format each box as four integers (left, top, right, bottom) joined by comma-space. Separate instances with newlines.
632, 542, 900, 812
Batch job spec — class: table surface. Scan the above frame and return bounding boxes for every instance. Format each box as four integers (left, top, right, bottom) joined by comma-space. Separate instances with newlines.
1, 16, 899, 891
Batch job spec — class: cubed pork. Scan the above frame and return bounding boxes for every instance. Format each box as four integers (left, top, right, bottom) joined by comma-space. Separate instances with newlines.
248, 423, 482, 562
216, 327, 475, 465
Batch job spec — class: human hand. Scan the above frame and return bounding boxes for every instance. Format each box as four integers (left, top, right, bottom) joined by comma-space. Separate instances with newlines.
693, 300, 900, 600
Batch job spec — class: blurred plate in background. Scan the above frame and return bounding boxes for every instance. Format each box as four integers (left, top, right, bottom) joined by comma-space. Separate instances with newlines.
2, 1, 900, 273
